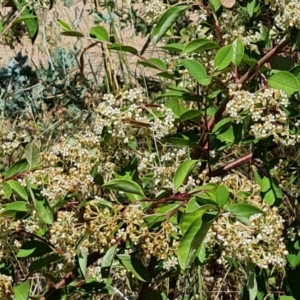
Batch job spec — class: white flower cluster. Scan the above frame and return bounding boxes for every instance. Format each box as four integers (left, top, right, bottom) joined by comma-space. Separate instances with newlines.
0, 274, 13, 300
206, 174, 288, 269
1, 128, 32, 156
227, 86, 300, 145
218, 9, 263, 45
142, 0, 167, 24
265, 0, 300, 30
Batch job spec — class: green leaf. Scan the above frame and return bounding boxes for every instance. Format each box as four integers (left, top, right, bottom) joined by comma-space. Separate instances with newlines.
279, 297, 296, 300
180, 109, 202, 122
209, 0, 221, 11
90, 25, 109, 42
231, 39, 244, 67
225, 203, 264, 219
287, 252, 300, 268
270, 56, 295, 71
7, 180, 28, 201
29, 254, 62, 274
186, 197, 202, 213
13, 15, 37, 23
117, 254, 150, 282
215, 184, 230, 207
183, 38, 219, 53
24, 142, 40, 170
1, 201, 28, 214
27, 183, 54, 224
78, 249, 88, 279
61, 31, 84, 37
103, 179, 145, 197
268, 71, 299, 96
57, 19, 72, 31
5, 158, 28, 179
214, 44, 233, 70
12, 0, 38, 41
160, 43, 185, 52
260, 176, 282, 206
181, 205, 215, 235
181, 59, 211, 85
17, 241, 53, 258
13, 280, 29, 300
152, 6, 188, 45
138, 58, 167, 71
246, 262, 258, 300
109, 44, 138, 54
101, 245, 117, 280
173, 160, 198, 190
161, 135, 200, 147
217, 125, 235, 144
178, 212, 218, 270
3, 182, 12, 199
246, 0, 257, 17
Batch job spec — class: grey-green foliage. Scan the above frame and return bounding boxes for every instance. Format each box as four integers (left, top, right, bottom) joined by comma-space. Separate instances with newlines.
0, 47, 99, 119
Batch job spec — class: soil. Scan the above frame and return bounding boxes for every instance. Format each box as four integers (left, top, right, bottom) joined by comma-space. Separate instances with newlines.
0, 1, 160, 80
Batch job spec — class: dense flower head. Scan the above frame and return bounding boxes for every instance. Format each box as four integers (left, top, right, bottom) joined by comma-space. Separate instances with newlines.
227, 86, 300, 145
206, 174, 288, 269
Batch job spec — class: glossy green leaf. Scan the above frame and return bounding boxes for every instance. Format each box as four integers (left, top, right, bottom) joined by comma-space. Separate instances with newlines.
61, 31, 84, 37
5, 158, 28, 179
268, 71, 299, 95
13, 280, 29, 300
160, 43, 185, 52
181, 205, 213, 235
246, 0, 257, 17
109, 44, 138, 54
101, 245, 117, 279
173, 160, 198, 190
180, 109, 202, 122
279, 297, 296, 300
13, 15, 37, 23
209, 0, 221, 11
183, 38, 219, 53
103, 179, 145, 197
152, 6, 188, 45
178, 212, 218, 270
225, 203, 264, 219
245, 262, 257, 300
214, 44, 233, 70
138, 58, 167, 71
57, 19, 72, 31
3, 182, 12, 199
17, 241, 53, 258
29, 254, 61, 274
1, 201, 28, 214
287, 252, 300, 268
182, 59, 211, 85
27, 184, 54, 224
260, 176, 282, 206
217, 125, 235, 144
215, 184, 230, 207
232, 39, 244, 67
7, 180, 28, 201
161, 135, 200, 147
12, 0, 38, 41
24, 142, 40, 170
90, 25, 109, 42
78, 249, 88, 278
117, 254, 150, 282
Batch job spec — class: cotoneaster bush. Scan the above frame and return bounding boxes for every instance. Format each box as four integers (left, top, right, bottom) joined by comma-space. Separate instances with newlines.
2, 0, 300, 299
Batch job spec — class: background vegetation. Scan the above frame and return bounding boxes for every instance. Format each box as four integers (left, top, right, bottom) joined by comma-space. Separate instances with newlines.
1, 0, 300, 299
